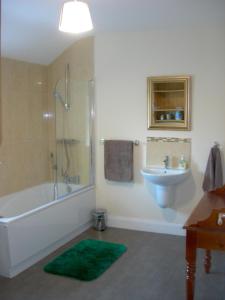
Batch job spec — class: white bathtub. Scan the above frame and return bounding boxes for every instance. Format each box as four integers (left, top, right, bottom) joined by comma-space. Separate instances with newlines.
0, 183, 95, 278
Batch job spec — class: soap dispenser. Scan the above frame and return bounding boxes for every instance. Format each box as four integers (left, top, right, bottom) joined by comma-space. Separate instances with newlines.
178, 155, 187, 169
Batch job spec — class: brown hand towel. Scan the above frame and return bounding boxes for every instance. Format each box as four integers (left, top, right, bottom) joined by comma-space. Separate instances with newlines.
104, 140, 133, 182
202, 146, 223, 192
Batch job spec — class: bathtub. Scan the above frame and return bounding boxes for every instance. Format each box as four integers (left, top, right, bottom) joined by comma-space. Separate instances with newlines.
0, 183, 95, 278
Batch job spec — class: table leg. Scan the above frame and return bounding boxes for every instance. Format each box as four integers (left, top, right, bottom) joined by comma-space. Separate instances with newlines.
204, 250, 211, 273
186, 230, 197, 300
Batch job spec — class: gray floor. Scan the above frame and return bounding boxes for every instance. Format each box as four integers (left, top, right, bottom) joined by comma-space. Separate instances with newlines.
0, 228, 225, 300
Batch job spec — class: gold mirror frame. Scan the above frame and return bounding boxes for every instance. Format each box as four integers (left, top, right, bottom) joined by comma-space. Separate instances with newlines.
147, 75, 191, 131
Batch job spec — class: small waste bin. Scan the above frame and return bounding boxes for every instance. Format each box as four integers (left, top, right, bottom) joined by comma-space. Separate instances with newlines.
92, 209, 107, 231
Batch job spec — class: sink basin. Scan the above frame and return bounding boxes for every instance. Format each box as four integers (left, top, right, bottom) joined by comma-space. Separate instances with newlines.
141, 167, 190, 208
141, 168, 190, 186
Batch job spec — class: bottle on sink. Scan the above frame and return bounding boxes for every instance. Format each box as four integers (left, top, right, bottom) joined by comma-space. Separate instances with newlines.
178, 155, 187, 169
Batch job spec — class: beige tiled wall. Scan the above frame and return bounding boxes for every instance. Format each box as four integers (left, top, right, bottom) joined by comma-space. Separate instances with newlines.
0, 57, 49, 197
0, 37, 94, 197
146, 137, 191, 169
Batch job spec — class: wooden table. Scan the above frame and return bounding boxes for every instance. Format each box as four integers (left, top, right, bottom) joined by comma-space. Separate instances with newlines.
184, 187, 225, 300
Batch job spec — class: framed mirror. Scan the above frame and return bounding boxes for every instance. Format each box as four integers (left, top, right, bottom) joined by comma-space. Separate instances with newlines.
147, 75, 191, 130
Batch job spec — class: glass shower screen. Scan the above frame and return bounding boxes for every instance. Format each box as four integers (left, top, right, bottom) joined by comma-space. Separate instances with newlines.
54, 78, 94, 199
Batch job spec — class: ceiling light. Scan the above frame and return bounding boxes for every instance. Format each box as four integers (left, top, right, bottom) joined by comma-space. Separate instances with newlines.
59, 0, 93, 34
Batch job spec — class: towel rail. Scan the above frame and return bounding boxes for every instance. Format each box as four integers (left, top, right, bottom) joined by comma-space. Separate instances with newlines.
100, 138, 139, 146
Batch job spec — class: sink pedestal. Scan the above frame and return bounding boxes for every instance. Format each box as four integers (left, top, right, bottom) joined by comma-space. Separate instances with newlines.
155, 185, 175, 208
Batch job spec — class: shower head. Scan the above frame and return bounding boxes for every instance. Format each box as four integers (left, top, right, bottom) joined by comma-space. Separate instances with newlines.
53, 90, 70, 111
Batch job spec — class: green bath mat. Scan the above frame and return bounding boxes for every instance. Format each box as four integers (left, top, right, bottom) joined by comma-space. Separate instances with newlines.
44, 239, 127, 281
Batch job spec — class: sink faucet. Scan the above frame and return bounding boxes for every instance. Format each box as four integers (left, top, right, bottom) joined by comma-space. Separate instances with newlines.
163, 155, 169, 169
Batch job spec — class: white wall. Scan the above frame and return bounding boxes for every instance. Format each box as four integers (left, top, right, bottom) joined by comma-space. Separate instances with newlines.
95, 25, 225, 234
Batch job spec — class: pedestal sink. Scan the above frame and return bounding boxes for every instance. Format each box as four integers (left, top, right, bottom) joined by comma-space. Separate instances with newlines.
141, 167, 190, 208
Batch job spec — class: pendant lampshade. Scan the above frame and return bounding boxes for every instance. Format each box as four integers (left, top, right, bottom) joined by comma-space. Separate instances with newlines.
59, 0, 93, 34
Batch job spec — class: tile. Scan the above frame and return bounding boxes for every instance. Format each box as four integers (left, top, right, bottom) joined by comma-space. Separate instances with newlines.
7, 58, 29, 91
28, 91, 48, 140
0, 58, 49, 196
147, 138, 191, 168
28, 64, 48, 93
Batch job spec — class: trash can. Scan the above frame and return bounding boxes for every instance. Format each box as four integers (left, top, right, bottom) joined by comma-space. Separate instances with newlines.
92, 209, 107, 231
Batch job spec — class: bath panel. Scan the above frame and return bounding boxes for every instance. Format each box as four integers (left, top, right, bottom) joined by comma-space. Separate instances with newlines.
0, 183, 95, 278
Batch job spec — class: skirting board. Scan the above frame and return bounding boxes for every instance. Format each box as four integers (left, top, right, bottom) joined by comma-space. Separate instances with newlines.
108, 215, 185, 236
